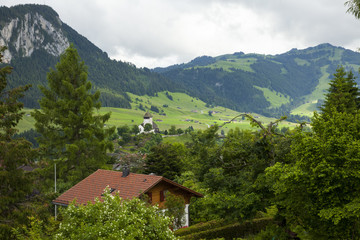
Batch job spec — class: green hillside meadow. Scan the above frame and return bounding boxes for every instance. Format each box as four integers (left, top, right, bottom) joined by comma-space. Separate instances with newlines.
18, 91, 298, 133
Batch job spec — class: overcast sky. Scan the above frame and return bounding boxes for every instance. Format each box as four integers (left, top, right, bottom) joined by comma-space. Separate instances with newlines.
2, 0, 360, 68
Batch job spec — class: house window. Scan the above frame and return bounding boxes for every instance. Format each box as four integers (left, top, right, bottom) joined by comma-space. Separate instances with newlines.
160, 190, 168, 202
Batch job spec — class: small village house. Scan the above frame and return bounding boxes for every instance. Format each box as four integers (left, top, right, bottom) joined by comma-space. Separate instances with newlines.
53, 169, 203, 228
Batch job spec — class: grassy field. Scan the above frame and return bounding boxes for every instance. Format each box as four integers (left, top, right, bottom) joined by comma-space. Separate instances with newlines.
17, 91, 298, 133
291, 65, 330, 117
190, 57, 257, 73
254, 86, 290, 108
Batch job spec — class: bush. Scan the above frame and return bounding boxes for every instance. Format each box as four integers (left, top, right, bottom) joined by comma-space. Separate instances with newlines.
253, 224, 289, 240
55, 188, 176, 239
150, 105, 159, 113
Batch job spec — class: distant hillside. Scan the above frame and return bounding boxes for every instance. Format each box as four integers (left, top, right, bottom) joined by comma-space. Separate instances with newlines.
154, 44, 360, 118
0, 4, 182, 108
2, 5, 360, 120
17, 91, 298, 134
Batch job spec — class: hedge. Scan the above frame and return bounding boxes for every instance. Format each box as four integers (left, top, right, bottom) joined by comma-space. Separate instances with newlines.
175, 219, 225, 237
177, 217, 274, 240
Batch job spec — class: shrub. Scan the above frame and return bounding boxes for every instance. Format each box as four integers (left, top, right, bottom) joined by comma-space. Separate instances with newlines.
174, 219, 225, 237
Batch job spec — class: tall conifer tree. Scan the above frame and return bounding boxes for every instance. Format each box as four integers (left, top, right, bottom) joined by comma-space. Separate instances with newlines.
0, 46, 34, 238
32, 45, 114, 190
320, 66, 360, 118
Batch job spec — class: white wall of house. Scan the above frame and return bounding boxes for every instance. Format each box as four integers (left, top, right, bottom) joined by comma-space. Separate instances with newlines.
183, 204, 189, 227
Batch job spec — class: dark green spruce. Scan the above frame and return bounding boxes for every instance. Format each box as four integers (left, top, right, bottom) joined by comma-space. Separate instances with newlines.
32, 45, 115, 191
320, 65, 360, 117
0, 47, 35, 239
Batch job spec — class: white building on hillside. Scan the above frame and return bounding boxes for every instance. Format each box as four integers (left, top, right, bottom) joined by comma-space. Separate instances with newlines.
138, 112, 160, 134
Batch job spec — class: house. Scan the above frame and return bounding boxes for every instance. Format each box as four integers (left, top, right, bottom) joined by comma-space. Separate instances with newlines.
53, 169, 203, 228
138, 112, 160, 134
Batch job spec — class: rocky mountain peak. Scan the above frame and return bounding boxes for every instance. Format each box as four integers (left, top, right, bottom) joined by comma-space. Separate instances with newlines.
0, 6, 69, 63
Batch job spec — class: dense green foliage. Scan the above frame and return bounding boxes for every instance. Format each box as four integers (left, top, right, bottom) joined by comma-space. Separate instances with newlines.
32, 45, 114, 190
144, 143, 185, 180
180, 118, 291, 224
0, 47, 35, 239
266, 67, 360, 239
174, 219, 225, 237
14, 129, 41, 148
55, 189, 176, 240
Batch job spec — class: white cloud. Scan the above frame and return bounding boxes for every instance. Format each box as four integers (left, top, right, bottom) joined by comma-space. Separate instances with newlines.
2, 0, 360, 67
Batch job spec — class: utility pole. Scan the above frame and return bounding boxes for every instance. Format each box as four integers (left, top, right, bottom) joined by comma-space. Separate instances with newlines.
55, 163, 57, 220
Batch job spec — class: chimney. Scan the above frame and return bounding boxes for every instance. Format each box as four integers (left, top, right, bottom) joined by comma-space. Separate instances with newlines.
122, 166, 130, 177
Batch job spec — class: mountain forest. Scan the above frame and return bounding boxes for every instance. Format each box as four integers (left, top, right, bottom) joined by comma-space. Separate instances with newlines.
2, 2, 360, 239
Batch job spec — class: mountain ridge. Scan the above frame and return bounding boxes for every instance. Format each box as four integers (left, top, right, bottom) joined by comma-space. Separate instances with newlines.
0, 4, 183, 108
154, 43, 360, 118
2, 4, 360, 120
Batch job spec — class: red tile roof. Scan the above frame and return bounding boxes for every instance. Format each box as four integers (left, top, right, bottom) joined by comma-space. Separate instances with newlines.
53, 169, 203, 206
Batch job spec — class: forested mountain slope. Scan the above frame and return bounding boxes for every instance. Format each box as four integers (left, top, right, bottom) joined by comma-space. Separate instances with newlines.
155, 44, 360, 117
0, 4, 182, 108
2, 4, 360, 119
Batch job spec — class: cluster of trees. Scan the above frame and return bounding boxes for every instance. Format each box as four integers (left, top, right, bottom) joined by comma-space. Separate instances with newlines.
4, 44, 360, 238
116, 124, 140, 146
141, 65, 360, 238
2, 2, 360, 238
0, 45, 194, 239
0, 45, 177, 239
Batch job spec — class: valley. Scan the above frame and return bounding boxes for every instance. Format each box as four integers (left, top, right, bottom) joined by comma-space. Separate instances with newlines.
18, 91, 298, 133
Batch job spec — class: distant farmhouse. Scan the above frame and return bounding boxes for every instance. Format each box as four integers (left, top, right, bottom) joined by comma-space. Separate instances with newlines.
138, 112, 160, 134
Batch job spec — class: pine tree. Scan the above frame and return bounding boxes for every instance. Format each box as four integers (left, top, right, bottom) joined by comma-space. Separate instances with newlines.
32, 45, 114, 190
320, 66, 360, 117
0, 46, 34, 238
